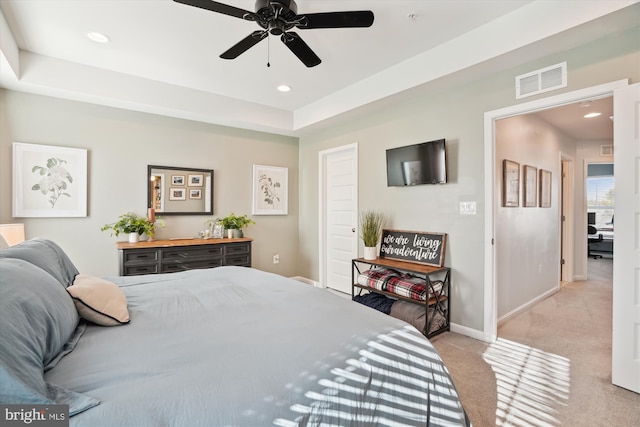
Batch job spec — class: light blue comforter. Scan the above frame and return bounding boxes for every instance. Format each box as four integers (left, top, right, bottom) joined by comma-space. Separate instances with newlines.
45, 267, 469, 426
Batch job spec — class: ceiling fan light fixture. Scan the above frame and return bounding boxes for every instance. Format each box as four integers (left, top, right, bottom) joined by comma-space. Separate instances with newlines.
277, 84, 291, 92
87, 32, 110, 43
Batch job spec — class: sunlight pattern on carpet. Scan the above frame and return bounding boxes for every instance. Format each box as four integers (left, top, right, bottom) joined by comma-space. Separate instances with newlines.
483, 338, 570, 427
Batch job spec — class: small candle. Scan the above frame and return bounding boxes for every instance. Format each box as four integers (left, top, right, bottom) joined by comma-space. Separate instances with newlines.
147, 208, 155, 223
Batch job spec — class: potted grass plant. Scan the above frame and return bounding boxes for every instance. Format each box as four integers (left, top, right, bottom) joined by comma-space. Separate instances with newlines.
360, 210, 384, 260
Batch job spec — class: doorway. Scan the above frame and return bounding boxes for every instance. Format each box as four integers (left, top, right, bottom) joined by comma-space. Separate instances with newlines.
484, 79, 639, 393
318, 143, 359, 294
483, 80, 624, 341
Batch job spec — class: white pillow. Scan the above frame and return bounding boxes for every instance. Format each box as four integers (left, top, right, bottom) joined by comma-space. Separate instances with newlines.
67, 274, 130, 326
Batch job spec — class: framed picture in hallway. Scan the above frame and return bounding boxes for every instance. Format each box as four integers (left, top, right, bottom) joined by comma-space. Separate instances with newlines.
539, 169, 552, 208
523, 165, 537, 207
502, 159, 520, 207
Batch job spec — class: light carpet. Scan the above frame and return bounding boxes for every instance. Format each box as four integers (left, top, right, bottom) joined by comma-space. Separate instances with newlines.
431, 256, 640, 427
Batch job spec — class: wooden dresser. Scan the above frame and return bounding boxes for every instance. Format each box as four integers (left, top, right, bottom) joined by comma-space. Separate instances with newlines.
116, 238, 252, 276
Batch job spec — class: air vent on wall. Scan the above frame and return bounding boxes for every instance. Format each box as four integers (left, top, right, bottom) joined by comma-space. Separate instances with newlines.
515, 62, 567, 99
600, 145, 614, 156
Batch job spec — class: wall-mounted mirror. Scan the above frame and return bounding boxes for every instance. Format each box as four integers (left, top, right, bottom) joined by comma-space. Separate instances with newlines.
148, 165, 213, 215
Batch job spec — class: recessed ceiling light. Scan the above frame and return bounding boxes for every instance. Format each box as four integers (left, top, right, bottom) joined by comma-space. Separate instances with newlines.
87, 32, 110, 43
584, 112, 601, 118
277, 85, 291, 92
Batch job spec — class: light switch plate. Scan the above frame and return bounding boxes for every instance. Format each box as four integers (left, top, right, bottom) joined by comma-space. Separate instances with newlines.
460, 201, 477, 215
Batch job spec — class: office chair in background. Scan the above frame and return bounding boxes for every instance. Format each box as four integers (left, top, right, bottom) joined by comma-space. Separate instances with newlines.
588, 225, 603, 259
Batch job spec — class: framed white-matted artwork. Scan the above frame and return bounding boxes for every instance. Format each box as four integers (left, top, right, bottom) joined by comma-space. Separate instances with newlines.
13, 142, 87, 217
171, 175, 185, 186
502, 159, 519, 207
252, 164, 288, 215
189, 189, 201, 199
523, 165, 538, 207
169, 188, 186, 201
188, 174, 203, 186
539, 169, 552, 208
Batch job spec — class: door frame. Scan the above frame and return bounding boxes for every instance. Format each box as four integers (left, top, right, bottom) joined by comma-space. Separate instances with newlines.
560, 154, 575, 283
318, 143, 359, 290
483, 79, 629, 342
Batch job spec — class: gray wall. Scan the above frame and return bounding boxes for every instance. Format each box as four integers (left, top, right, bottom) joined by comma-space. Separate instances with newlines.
0, 90, 300, 277
298, 25, 639, 332
495, 114, 573, 319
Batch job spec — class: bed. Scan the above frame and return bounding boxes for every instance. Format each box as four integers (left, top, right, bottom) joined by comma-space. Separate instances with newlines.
0, 238, 470, 426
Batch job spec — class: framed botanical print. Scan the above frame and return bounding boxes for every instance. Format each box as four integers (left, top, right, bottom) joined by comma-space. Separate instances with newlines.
12, 142, 87, 217
252, 164, 288, 215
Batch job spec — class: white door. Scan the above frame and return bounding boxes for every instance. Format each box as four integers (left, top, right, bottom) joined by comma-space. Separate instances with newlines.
611, 82, 640, 393
319, 144, 358, 294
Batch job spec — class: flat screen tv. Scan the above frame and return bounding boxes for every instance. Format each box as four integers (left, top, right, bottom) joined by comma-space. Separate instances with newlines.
386, 139, 447, 186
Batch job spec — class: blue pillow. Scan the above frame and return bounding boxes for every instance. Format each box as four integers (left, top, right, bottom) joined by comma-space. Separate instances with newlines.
0, 258, 98, 415
0, 238, 79, 288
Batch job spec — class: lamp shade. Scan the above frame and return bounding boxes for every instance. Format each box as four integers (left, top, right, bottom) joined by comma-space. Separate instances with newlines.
0, 223, 25, 247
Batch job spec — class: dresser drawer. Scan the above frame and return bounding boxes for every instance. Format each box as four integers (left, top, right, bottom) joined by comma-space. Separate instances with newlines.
224, 243, 250, 256
122, 249, 159, 264
161, 246, 223, 262
123, 263, 160, 276
161, 258, 223, 273
224, 254, 251, 266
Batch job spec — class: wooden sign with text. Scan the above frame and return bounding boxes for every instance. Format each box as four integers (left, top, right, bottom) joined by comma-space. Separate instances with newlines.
380, 229, 447, 267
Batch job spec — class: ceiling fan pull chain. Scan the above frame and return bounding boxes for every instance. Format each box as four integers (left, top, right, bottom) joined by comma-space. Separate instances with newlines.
267, 34, 271, 67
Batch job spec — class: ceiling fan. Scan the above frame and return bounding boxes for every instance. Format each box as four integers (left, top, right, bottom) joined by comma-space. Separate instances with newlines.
173, 0, 374, 67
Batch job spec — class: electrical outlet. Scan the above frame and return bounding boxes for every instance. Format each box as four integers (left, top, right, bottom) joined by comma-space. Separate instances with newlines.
273, 254, 280, 264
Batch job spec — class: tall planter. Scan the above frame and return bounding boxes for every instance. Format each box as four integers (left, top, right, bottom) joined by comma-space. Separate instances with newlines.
364, 246, 377, 260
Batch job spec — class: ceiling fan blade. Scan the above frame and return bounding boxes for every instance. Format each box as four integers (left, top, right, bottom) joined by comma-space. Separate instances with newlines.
220, 31, 268, 59
298, 11, 374, 29
173, 0, 256, 20
281, 32, 321, 68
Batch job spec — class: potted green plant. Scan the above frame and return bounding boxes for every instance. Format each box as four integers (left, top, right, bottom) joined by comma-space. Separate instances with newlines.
360, 210, 384, 260
101, 212, 157, 243
218, 213, 255, 238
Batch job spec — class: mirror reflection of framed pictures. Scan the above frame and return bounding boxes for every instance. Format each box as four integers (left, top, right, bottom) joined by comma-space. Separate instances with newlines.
189, 189, 202, 199
188, 174, 203, 186
171, 175, 185, 186
169, 187, 186, 200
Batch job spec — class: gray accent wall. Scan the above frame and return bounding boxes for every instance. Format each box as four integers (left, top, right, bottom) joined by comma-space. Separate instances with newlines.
0, 90, 299, 277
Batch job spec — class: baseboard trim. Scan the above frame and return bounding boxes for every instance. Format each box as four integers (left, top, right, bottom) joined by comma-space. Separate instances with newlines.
449, 323, 486, 341
497, 286, 559, 326
289, 276, 319, 287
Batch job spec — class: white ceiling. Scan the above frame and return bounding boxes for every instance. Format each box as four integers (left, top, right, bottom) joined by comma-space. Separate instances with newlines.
0, 0, 636, 136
